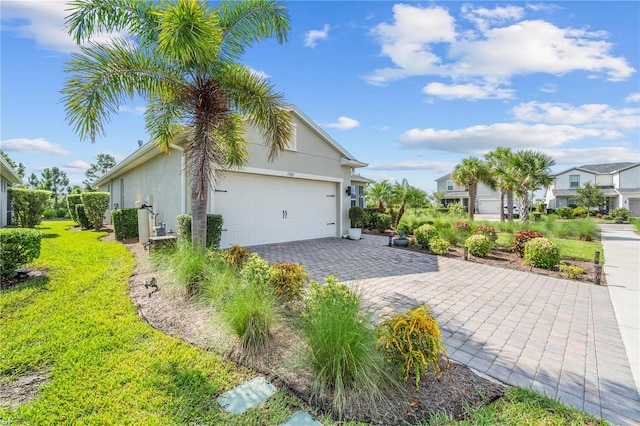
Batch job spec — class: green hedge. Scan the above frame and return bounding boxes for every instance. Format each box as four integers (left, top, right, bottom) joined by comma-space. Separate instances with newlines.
75, 205, 92, 229
82, 192, 110, 230
8, 187, 51, 228
176, 214, 223, 248
112, 208, 139, 240
0, 228, 42, 278
67, 194, 83, 223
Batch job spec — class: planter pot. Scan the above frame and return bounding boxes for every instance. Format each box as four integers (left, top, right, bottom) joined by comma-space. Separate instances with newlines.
393, 238, 409, 247
348, 228, 362, 240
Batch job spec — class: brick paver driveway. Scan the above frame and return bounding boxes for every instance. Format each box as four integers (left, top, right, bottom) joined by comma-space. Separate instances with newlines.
252, 234, 640, 425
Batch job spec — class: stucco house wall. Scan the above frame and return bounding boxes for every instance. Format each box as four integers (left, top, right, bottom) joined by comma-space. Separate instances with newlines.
435, 173, 500, 213
0, 156, 22, 228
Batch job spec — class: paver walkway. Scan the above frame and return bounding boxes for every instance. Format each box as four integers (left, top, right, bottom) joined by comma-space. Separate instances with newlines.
252, 234, 640, 426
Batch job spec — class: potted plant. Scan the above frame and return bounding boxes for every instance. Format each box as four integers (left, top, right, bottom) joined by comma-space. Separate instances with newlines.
348, 206, 366, 240
393, 229, 409, 247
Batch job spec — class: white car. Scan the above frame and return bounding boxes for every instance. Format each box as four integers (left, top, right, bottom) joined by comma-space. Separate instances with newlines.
503, 205, 520, 218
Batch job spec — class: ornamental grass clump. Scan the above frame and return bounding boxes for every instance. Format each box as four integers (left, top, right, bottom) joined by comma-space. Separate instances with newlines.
415, 224, 438, 248
464, 234, 492, 257
524, 238, 560, 269
377, 305, 449, 390
572, 218, 599, 241
170, 241, 215, 298
511, 230, 544, 257
428, 237, 450, 255
302, 277, 397, 418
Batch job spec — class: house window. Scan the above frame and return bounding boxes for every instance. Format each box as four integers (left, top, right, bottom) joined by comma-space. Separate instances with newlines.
285, 123, 297, 151
446, 180, 453, 191
120, 178, 125, 208
1, 179, 6, 193
569, 175, 580, 188
350, 185, 364, 208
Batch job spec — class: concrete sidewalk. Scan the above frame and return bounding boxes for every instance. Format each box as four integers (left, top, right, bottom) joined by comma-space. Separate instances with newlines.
252, 234, 640, 425
599, 223, 640, 394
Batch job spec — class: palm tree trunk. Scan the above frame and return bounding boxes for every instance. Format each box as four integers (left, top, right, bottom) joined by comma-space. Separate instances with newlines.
191, 166, 208, 250
519, 192, 530, 222
507, 190, 514, 219
468, 182, 476, 221
500, 191, 505, 222
396, 203, 406, 228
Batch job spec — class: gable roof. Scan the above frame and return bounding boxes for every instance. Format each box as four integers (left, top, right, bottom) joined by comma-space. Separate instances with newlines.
578, 162, 637, 174
0, 156, 22, 185
95, 105, 366, 187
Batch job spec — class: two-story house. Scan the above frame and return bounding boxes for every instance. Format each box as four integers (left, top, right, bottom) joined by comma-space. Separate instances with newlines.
544, 162, 640, 216
435, 173, 501, 214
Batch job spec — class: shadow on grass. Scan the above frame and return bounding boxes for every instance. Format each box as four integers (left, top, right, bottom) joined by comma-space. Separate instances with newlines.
41, 233, 60, 239
1, 276, 50, 292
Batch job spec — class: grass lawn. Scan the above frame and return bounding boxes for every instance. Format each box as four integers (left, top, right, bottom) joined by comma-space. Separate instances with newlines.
0, 221, 607, 425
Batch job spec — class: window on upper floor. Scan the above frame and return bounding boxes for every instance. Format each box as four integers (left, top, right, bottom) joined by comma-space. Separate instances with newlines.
446, 180, 453, 191
569, 175, 580, 188
285, 123, 298, 151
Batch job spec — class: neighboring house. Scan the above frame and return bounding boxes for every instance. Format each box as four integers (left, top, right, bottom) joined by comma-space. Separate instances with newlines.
435, 173, 501, 214
94, 105, 368, 248
544, 162, 640, 216
0, 155, 22, 227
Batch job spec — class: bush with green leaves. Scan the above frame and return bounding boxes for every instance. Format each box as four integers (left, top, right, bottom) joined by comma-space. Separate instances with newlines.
0, 228, 42, 278
349, 206, 366, 228
464, 234, 492, 257
572, 207, 588, 218
377, 305, 448, 389
75, 205, 92, 229
452, 221, 472, 234
176, 214, 223, 248
428, 237, 450, 255
81, 192, 110, 230
524, 237, 560, 269
66, 193, 83, 223
376, 213, 392, 233
8, 187, 51, 228
55, 208, 67, 218
223, 244, 249, 268
511, 230, 544, 257
447, 202, 466, 216
111, 208, 139, 240
43, 209, 56, 219
415, 224, 438, 247
610, 207, 630, 222
555, 206, 573, 219
269, 262, 308, 302
559, 262, 585, 279
302, 277, 396, 418
240, 253, 273, 287
474, 224, 497, 241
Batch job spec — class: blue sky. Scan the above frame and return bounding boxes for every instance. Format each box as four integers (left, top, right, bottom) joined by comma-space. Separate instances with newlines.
1, 1, 639, 193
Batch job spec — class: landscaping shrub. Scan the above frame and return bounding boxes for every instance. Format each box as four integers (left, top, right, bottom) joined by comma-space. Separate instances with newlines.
447, 202, 466, 216
302, 277, 395, 418
176, 214, 223, 248
55, 208, 67, 218
377, 305, 449, 389
452, 221, 472, 234
81, 192, 110, 230
415, 224, 438, 247
170, 241, 215, 298
66, 193, 83, 223
223, 281, 276, 352
376, 213, 391, 233
269, 262, 308, 302
396, 215, 421, 235
511, 230, 544, 257
428, 237, 450, 255
8, 187, 51, 228
240, 253, 273, 287
349, 206, 366, 228
43, 209, 56, 219
632, 217, 640, 233
572, 207, 588, 218
610, 207, 630, 223
111, 208, 139, 240
0, 228, 42, 278
524, 238, 560, 269
573, 218, 598, 241
555, 206, 572, 219
224, 244, 249, 268
559, 262, 585, 279
75, 204, 92, 229
464, 234, 492, 257
364, 208, 379, 228
474, 224, 497, 241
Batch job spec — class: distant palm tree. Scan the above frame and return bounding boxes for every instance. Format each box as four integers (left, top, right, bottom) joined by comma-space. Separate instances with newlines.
364, 181, 393, 213
392, 179, 422, 227
485, 147, 516, 221
452, 157, 492, 221
509, 150, 555, 222
62, 0, 293, 249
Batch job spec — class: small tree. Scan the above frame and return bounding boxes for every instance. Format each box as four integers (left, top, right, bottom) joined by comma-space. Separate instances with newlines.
81, 192, 110, 230
40, 167, 70, 209
8, 188, 51, 228
575, 182, 605, 213
67, 193, 83, 224
84, 153, 116, 190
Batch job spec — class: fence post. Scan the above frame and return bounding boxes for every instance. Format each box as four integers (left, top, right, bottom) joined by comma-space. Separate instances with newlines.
463, 246, 468, 260
594, 251, 601, 285
594, 251, 600, 265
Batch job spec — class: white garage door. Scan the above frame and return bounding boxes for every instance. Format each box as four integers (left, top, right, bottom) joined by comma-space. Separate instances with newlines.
629, 199, 640, 218
213, 172, 338, 248
477, 199, 500, 214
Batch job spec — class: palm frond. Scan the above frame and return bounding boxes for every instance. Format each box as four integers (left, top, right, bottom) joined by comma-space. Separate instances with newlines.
145, 90, 187, 154
217, 0, 290, 60
215, 113, 249, 169
217, 63, 292, 161
62, 38, 181, 142
65, 0, 159, 45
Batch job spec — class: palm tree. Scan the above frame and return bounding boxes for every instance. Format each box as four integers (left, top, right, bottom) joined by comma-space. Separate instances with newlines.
62, 0, 293, 249
451, 157, 492, 221
509, 150, 555, 222
363, 181, 393, 213
485, 147, 516, 221
392, 179, 422, 227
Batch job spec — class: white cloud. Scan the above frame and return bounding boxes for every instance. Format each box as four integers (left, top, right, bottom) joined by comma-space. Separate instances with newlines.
539, 83, 558, 93
1, 1, 126, 53
461, 4, 524, 31
367, 160, 457, 173
61, 160, 91, 174
512, 102, 640, 129
325, 116, 360, 130
117, 105, 147, 115
249, 67, 270, 80
423, 82, 514, 100
304, 24, 330, 48
2, 138, 70, 156
626, 92, 640, 103
543, 147, 640, 165
399, 123, 621, 154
